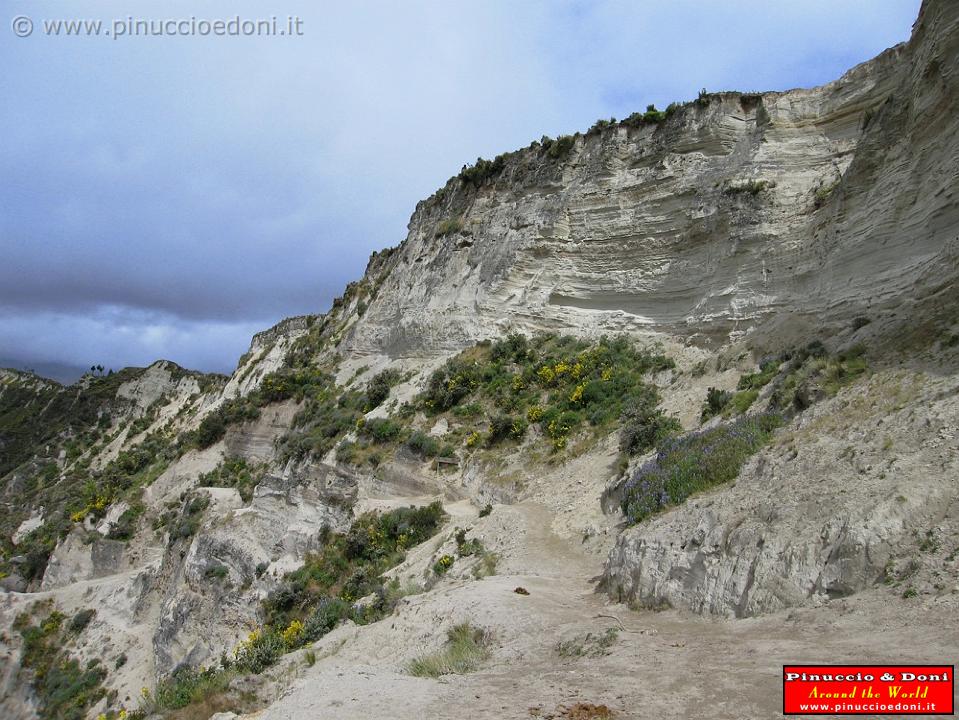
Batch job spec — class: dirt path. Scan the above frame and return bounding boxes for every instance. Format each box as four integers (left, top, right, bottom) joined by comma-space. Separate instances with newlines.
254, 498, 959, 719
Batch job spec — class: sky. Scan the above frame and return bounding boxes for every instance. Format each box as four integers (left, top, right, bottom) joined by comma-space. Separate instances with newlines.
0, 0, 922, 381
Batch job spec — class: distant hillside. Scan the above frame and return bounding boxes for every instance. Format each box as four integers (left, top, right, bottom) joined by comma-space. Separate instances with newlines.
0, 358, 88, 385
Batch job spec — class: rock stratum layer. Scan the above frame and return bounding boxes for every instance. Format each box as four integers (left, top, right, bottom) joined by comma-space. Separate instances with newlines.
343, 0, 957, 357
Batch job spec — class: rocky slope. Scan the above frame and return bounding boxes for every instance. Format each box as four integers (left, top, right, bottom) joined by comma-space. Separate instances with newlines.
1, 1, 958, 719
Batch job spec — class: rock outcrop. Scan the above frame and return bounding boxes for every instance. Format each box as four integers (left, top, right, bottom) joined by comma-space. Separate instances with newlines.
150, 463, 357, 675
603, 369, 959, 616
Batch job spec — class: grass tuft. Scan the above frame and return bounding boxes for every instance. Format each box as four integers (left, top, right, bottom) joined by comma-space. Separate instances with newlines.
408, 623, 492, 678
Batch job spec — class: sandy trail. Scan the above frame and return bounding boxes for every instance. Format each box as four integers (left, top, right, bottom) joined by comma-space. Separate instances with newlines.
257, 499, 959, 719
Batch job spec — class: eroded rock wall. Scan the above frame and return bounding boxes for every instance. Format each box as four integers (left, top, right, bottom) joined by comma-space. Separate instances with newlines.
343, 0, 957, 359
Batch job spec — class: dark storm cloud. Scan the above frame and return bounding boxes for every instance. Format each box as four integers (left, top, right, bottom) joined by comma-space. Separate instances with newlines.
0, 0, 921, 376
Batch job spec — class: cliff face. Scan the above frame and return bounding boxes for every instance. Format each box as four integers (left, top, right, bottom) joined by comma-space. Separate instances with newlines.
2, 2, 959, 719
344, 0, 956, 358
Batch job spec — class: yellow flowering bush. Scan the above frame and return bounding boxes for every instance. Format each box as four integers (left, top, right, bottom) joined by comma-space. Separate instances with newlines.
547, 419, 570, 439
234, 628, 261, 658
569, 382, 587, 404
433, 554, 454, 574
536, 365, 556, 385
281, 619, 304, 648
416, 332, 676, 456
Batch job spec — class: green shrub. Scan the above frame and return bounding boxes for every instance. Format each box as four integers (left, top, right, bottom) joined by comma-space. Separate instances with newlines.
700, 387, 732, 422
588, 117, 616, 134
435, 216, 465, 237
728, 389, 759, 415
16, 610, 107, 720
364, 369, 400, 410
737, 360, 780, 391
490, 333, 530, 363
725, 179, 772, 196
199, 456, 265, 502
770, 342, 867, 411
421, 358, 482, 413
623, 104, 666, 127
302, 597, 351, 643
408, 623, 492, 677
451, 402, 483, 418
194, 412, 227, 448
619, 389, 680, 455
233, 629, 285, 674
814, 180, 839, 209
335, 440, 358, 464
406, 430, 449, 459
486, 414, 524, 445
432, 554, 454, 575
458, 155, 506, 187
167, 494, 209, 544
359, 417, 405, 443
151, 665, 231, 710
454, 529, 484, 558
106, 502, 144, 540
542, 134, 576, 159
622, 413, 783, 524
68, 608, 95, 635
259, 369, 313, 403
281, 403, 360, 459
205, 564, 229, 581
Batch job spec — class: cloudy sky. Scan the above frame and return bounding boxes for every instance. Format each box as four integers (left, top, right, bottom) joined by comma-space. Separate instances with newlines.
1, 0, 921, 380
